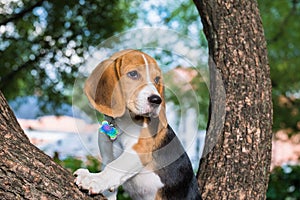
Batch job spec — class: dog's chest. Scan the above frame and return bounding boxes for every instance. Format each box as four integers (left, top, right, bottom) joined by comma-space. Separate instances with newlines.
112, 117, 145, 157
111, 118, 164, 199
123, 168, 164, 200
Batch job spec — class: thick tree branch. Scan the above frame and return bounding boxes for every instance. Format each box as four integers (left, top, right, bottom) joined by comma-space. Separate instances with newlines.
193, 0, 273, 199
0, 91, 105, 199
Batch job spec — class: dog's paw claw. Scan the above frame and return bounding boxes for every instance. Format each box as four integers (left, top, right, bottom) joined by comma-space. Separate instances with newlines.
109, 187, 115, 192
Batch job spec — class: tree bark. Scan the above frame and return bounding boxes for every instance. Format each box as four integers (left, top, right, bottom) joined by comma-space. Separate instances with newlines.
193, 0, 273, 199
0, 91, 105, 199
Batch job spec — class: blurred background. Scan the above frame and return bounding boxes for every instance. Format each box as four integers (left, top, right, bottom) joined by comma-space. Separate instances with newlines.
0, 0, 299, 199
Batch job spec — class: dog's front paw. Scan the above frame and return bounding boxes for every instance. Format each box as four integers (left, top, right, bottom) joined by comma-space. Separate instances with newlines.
74, 168, 105, 195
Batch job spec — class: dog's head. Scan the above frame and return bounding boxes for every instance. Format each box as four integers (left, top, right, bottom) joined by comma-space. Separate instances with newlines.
85, 49, 167, 126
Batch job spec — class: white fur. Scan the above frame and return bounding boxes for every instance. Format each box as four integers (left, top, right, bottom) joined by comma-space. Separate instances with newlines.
74, 111, 164, 199
136, 85, 161, 117
132, 54, 161, 117
123, 169, 164, 200
142, 54, 151, 83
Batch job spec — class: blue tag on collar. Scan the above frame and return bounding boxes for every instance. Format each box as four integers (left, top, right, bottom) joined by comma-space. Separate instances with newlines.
99, 121, 119, 141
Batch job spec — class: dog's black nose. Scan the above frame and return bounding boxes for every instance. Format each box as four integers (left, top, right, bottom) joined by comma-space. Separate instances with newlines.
148, 94, 162, 105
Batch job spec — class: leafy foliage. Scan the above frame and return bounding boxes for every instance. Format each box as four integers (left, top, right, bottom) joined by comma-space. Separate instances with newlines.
258, 0, 300, 132
267, 165, 300, 200
0, 0, 138, 114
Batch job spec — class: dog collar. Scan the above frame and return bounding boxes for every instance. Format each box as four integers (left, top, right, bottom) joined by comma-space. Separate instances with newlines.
99, 120, 119, 141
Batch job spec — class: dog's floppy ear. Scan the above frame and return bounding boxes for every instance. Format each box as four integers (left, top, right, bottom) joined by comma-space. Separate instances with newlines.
85, 50, 134, 117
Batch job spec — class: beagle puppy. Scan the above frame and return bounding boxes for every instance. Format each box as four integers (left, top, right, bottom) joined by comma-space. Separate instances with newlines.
74, 49, 201, 200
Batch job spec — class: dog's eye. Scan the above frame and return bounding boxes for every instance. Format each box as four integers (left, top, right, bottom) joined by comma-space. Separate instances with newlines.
127, 70, 139, 80
154, 76, 160, 84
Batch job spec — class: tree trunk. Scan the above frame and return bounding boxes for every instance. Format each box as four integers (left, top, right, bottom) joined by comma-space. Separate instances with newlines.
193, 0, 273, 199
0, 91, 105, 199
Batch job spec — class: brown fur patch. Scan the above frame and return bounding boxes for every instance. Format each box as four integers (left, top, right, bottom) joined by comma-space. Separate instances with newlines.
133, 118, 168, 165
